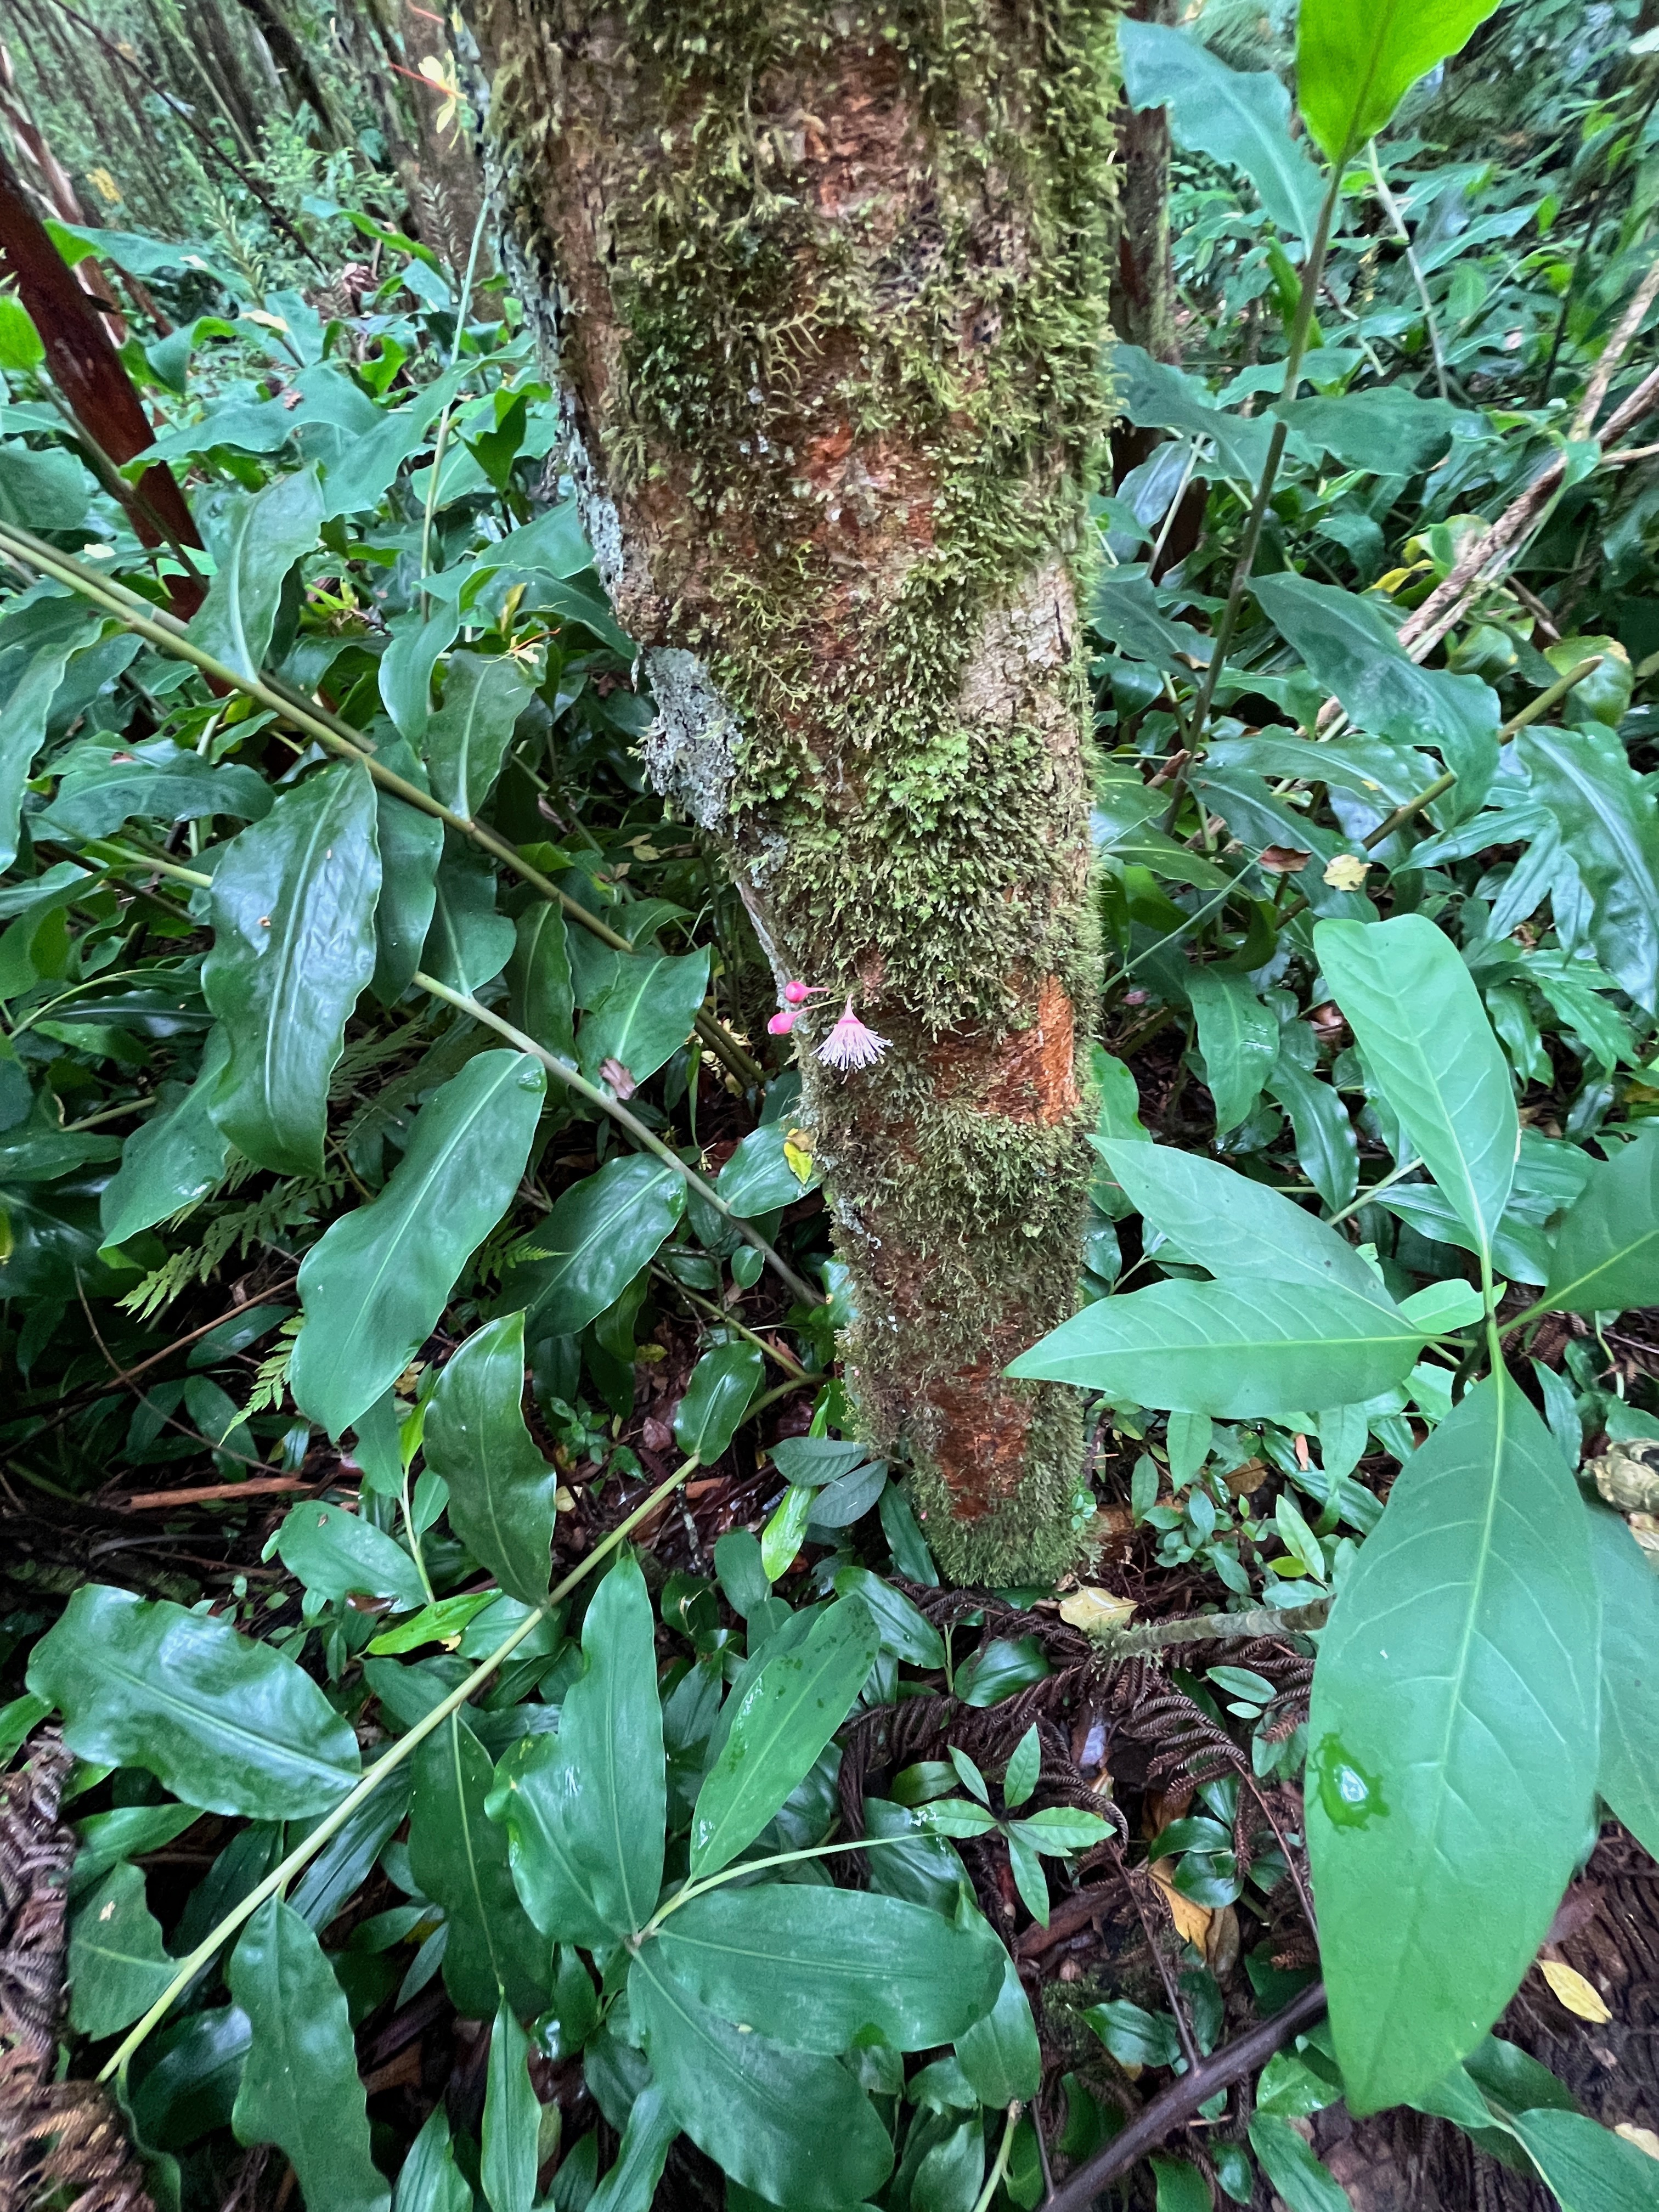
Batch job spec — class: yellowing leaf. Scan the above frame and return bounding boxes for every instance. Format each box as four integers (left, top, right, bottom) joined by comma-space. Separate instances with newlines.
1148, 1859, 1211, 1949
784, 1128, 814, 1184
1615, 2125, 1659, 2162
1323, 854, 1370, 892
1058, 1587, 1137, 1634
1541, 1960, 1612, 2022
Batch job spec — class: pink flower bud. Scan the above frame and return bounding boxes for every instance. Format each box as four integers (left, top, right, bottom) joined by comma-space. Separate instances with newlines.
783, 979, 811, 1005
768, 1009, 798, 1035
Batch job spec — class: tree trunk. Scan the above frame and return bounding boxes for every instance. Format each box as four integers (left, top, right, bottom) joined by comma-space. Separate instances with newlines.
469, 1, 1116, 1581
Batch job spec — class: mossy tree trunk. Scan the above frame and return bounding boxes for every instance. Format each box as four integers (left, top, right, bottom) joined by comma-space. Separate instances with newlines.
470, 0, 1116, 1582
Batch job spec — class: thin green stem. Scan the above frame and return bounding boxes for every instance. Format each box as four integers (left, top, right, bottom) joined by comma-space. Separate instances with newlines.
420, 202, 492, 613
413, 972, 824, 1308
1324, 1155, 1424, 1227
399, 1466, 437, 1606
99, 1451, 703, 2084
970, 2104, 1022, 2212
648, 1263, 811, 1378
641, 1831, 918, 1937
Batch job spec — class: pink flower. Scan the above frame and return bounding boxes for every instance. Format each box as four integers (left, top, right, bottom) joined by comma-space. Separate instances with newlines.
816, 997, 891, 1073
768, 1009, 798, 1035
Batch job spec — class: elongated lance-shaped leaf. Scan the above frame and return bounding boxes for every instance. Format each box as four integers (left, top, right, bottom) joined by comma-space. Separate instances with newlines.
578, 948, 711, 1091
229, 1896, 390, 2212
489, 1550, 665, 1943
380, 600, 460, 745
1543, 1127, 1659, 1314
1296, 0, 1503, 161
408, 1711, 549, 2021
1184, 969, 1279, 1135
481, 2001, 539, 2212
1097, 1140, 1386, 1294
1513, 2108, 1659, 2211
189, 464, 325, 682
1515, 723, 1659, 1011
506, 1153, 686, 1338
424, 1312, 560, 1606
27, 1584, 360, 1819
424, 651, 533, 821
289, 1049, 545, 1438
0, 613, 100, 871
203, 760, 381, 1176
1315, 915, 1519, 1272
1306, 1374, 1598, 2113
99, 1026, 231, 1248
584, 2085, 678, 2212
1585, 1502, 1659, 1861
69, 1863, 176, 2036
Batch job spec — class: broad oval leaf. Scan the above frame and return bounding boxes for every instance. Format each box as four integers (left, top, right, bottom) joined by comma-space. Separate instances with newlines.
716, 1119, 820, 1216
578, 949, 712, 1094
490, 1550, 665, 1943
1007, 1275, 1424, 1415
1544, 1128, 1659, 1314
653, 1886, 1003, 2053
1184, 969, 1279, 1135
1511, 2108, 1659, 2212
189, 465, 325, 683
42, 738, 274, 840
1296, 0, 1503, 161
425, 1312, 559, 1606
508, 1154, 686, 1338
1314, 915, 1519, 1269
690, 1594, 880, 1879
289, 1049, 545, 1437
628, 1948, 893, 2210
424, 652, 533, 822
203, 761, 382, 1176
228, 1895, 390, 2212
1585, 1503, 1659, 1862
1306, 1375, 1598, 2114
27, 1584, 361, 1819
69, 1862, 176, 2036
275, 1498, 428, 1611
674, 1342, 763, 1463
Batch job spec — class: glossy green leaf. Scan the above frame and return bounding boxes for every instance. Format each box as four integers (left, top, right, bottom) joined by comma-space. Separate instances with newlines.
1518, 724, 1659, 1011
1277, 390, 1465, 477
28, 1584, 360, 1819
578, 949, 711, 1093
674, 1342, 763, 1463
289, 1049, 546, 1437
1090, 571, 1214, 677
393, 2106, 471, 2212
1306, 1375, 1598, 2113
1094, 1139, 1384, 1294
99, 1028, 232, 1247
1585, 1504, 1659, 1861
482, 2000, 539, 2212
1296, 0, 1503, 160
510, 1154, 685, 1339
1186, 969, 1279, 1133
1512, 2109, 1659, 2211
370, 739, 445, 1007
584, 2084, 679, 2212
1268, 1054, 1359, 1214
953, 1636, 1052, 1707
1544, 1129, 1659, 1313
190, 465, 325, 683
229, 1895, 390, 2212
275, 1499, 427, 1611
1246, 2115, 1350, 2212
42, 738, 273, 839
691, 1593, 879, 1878
1315, 916, 1518, 1269
654, 1885, 1003, 2052
203, 761, 381, 1175
69, 1862, 177, 2035
425, 653, 532, 821
1008, 1273, 1423, 1414
421, 833, 516, 996
409, 1709, 548, 2019
628, 1946, 893, 2210
1152, 2158, 1214, 2212
317, 365, 466, 518
1119, 20, 1324, 243
126, 2001, 250, 2157
490, 1551, 664, 1942
1116, 344, 1276, 481
380, 602, 460, 746
425, 1313, 558, 1605
506, 905, 575, 1064
1, 618, 103, 872
716, 1120, 821, 1215
760, 1483, 815, 1581
70, 1804, 200, 1899
956, 1947, 1042, 2104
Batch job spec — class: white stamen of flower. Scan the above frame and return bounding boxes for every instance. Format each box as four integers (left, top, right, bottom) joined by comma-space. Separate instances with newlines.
815, 998, 890, 1073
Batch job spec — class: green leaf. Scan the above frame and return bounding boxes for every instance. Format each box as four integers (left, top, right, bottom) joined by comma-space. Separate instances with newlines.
1511, 2109, 1659, 2211
27, 1584, 360, 1819
203, 761, 381, 1176
690, 1593, 879, 1878
1119, 21, 1324, 244
1517, 724, 1659, 1011
421, 834, 517, 996
69, 1862, 177, 2035
578, 950, 712, 1093
289, 1049, 546, 1437
628, 1946, 893, 2210
916, 1800, 1000, 1839
1585, 1504, 1659, 1861
1090, 572, 1214, 678
760, 1484, 815, 1581
490, 1551, 664, 1942
70, 1804, 200, 1899
369, 738, 444, 1008
1008, 1274, 1423, 1415
1186, 969, 1279, 1134
1268, 1054, 1359, 1214
482, 2000, 539, 2212
1277, 390, 1466, 477
275, 1499, 428, 1611
1013, 1807, 1113, 1854
1246, 2115, 1350, 2212
674, 1342, 763, 1463
831, 1567, 945, 1668
393, 2107, 471, 2212
509, 1155, 686, 1338
317, 365, 467, 518
425, 653, 533, 822
367, 1590, 495, 1655
42, 738, 274, 839
1084, 1997, 1182, 2070
1544, 1129, 1659, 1313
1254, 575, 1499, 797
507, 906, 575, 1064
189, 466, 326, 683
1, 620, 99, 872
956, 1947, 1042, 2104
229, 1896, 390, 2212
1306, 1375, 1599, 2113
0, 291, 45, 369
380, 602, 460, 746
716, 1119, 821, 1215
1003, 1724, 1040, 1810
655, 1885, 1003, 2052
425, 1313, 559, 1605
99, 1029, 232, 1247
1115, 345, 1276, 481
1296, 0, 1502, 159
953, 1636, 1052, 1708
584, 2083, 679, 2212
1152, 2157, 1215, 2212
1314, 916, 1518, 1270
409, 1711, 548, 2019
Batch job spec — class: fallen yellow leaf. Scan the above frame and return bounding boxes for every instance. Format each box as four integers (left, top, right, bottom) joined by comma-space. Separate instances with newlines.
1149, 1859, 1211, 1950
1058, 1587, 1137, 1634
1615, 2125, 1659, 2162
1323, 854, 1370, 893
1541, 1960, 1612, 2022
